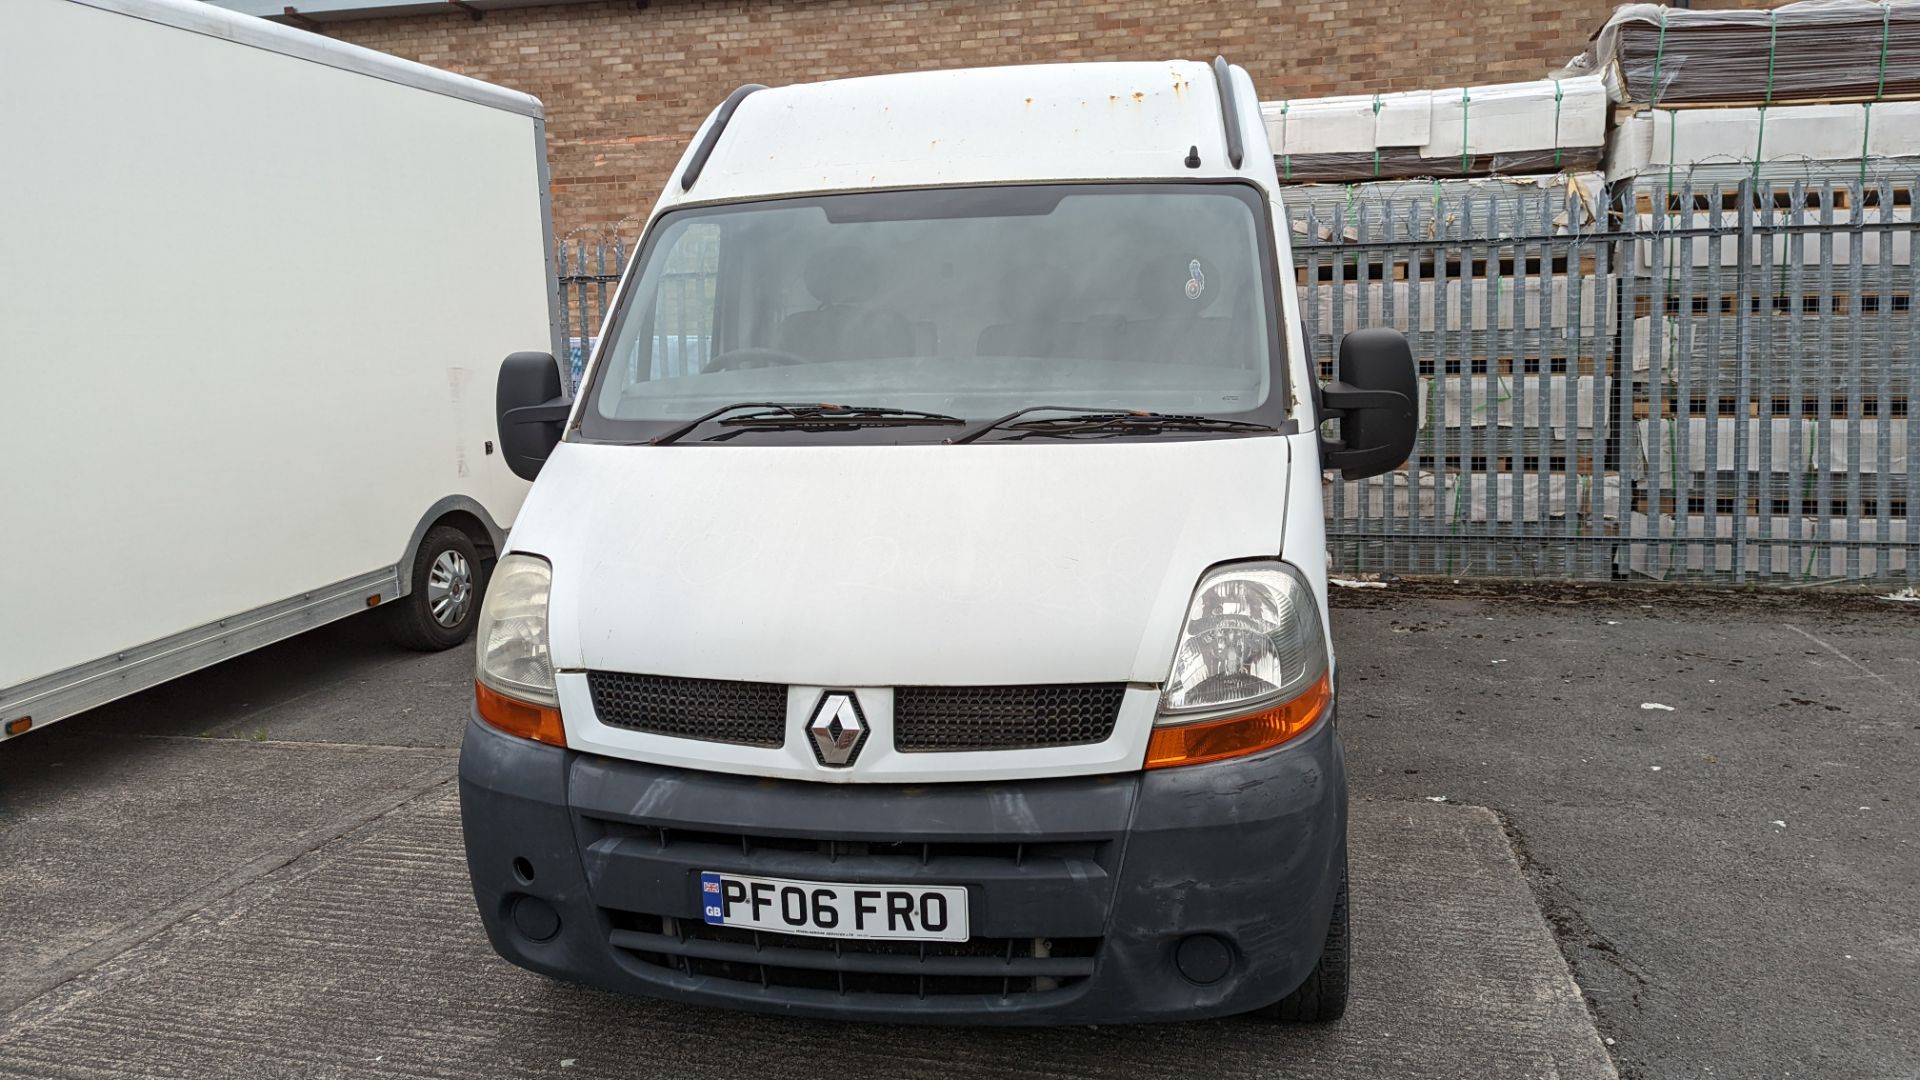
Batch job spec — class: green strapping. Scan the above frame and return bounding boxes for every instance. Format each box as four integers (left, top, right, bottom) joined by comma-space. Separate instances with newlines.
1280, 100, 1291, 180
1861, 103, 1874, 187
1459, 88, 1472, 174
1344, 184, 1362, 277
1371, 94, 1383, 178
1863, 4, 1892, 185
1664, 108, 1678, 215
1801, 418, 1821, 578
1877, 2, 1893, 98
1649, 9, 1669, 109
1552, 79, 1564, 168
1754, 10, 1778, 184
1666, 416, 1680, 529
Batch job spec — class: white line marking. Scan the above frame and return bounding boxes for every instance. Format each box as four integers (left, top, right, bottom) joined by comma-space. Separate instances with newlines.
1783, 623, 1918, 704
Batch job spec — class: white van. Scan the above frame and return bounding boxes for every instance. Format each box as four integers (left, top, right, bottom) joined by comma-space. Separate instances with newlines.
0, 0, 555, 742
462, 59, 1416, 1023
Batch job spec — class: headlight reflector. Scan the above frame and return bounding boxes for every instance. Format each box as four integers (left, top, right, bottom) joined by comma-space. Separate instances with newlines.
1159, 562, 1328, 719
1150, 561, 1330, 769
476, 553, 557, 708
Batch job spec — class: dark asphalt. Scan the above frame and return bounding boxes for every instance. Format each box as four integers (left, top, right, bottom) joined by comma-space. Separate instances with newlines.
1, 587, 1914, 1077
1332, 586, 1920, 1079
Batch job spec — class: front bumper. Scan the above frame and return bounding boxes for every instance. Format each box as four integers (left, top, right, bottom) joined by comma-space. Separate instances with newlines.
458, 707, 1346, 1025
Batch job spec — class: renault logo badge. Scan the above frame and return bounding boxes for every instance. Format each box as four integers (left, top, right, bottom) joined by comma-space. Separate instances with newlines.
807, 691, 868, 768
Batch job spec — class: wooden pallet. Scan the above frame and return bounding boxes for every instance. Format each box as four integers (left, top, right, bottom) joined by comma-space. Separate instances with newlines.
1296, 252, 1599, 286
1631, 490, 1911, 519
1630, 184, 1916, 217
1612, 92, 1920, 123
1413, 453, 1600, 474
1629, 292, 1915, 319
1314, 355, 1603, 379
1631, 395, 1912, 420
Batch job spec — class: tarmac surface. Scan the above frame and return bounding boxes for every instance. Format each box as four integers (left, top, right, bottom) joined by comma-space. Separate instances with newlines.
0, 587, 1914, 1078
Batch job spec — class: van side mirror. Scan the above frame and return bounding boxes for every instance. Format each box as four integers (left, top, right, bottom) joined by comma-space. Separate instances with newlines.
1319, 328, 1418, 481
497, 351, 570, 481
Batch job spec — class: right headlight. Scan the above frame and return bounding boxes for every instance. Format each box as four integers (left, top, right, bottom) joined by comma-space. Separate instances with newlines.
474, 553, 565, 747
1149, 561, 1331, 769
476, 553, 556, 704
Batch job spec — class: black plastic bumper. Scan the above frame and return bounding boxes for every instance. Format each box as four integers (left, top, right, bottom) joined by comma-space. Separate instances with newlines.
458, 708, 1346, 1025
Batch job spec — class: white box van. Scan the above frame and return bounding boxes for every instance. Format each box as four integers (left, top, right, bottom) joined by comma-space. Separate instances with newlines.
0, 0, 557, 741
461, 59, 1416, 1023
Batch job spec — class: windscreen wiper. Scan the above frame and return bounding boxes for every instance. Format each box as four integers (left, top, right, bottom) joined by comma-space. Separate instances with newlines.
651, 402, 961, 445
950, 406, 1275, 444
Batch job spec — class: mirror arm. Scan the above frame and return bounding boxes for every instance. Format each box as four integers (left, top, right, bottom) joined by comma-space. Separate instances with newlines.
1320, 383, 1407, 414
502, 400, 572, 427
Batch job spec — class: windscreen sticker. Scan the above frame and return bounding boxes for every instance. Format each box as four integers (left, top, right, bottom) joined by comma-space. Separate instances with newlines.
1185, 258, 1206, 300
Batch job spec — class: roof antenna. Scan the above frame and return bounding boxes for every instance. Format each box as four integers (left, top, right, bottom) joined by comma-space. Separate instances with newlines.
1184, 145, 1202, 169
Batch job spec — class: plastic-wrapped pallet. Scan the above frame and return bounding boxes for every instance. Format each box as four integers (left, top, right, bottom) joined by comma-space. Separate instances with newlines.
1423, 376, 1611, 439
1325, 472, 1621, 525
1622, 514, 1910, 578
1629, 304, 1917, 383
1632, 418, 1909, 479
1612, 157, 1917, 274
1572, 1, 1920, 108
1443, 473, 1621, 525
1607, 103, 1920, 183
1306, 276, 1611, 335
1284, 172, 1606, 241
1261, 76, 1607, 184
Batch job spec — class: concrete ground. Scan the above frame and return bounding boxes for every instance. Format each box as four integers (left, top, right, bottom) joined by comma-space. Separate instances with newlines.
0, 587, 1913, 1078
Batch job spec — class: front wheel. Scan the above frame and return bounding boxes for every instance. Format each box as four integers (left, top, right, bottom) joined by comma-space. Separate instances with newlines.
1252, 853, 1350, 1023
385, 525, 485, 651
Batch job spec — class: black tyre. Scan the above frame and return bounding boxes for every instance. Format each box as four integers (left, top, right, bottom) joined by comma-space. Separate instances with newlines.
1255, 854, 1351, 1023
385, 525, 485, 651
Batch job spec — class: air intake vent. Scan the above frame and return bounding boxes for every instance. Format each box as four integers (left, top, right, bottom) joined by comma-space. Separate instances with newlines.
586, 671, 786, 747
893, 684, 1125, 752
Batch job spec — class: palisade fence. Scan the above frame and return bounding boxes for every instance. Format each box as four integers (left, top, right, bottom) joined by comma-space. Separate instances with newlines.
556, 233, 625, 388
1300, 164, 1915, 585
555, 165, 1919, 585
557, 231, 717, 388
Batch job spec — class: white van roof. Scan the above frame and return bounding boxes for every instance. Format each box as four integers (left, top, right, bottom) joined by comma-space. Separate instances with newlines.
660, 59, 1267, 207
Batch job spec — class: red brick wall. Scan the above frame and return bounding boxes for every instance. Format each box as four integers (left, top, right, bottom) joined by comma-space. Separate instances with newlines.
309, 0, 1723, 237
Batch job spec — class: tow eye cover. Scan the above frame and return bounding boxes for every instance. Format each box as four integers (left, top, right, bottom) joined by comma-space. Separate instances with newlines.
808, 691, 869, 768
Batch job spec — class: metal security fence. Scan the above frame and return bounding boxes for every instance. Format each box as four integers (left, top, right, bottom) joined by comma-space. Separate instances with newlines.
1297, 164, 1917, 585
557, 234, 625, 388
557, 232, 715, 389
557, 167, 1918, 586
1296, 176, 1619, 580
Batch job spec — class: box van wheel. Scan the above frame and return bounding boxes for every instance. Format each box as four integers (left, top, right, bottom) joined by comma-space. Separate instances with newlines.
1251, 852, 1350, 1023
386, 525, 486, 651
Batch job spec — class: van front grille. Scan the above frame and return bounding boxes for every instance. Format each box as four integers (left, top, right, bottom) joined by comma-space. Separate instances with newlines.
608, 911, 1100, 998
586, 671, 786, 747
588, 818, 1109, 866
582, 674, 1127, 753
893, 683, 1126, 752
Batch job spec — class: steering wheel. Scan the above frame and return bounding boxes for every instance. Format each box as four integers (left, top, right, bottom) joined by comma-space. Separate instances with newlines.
704, 347, 809, 373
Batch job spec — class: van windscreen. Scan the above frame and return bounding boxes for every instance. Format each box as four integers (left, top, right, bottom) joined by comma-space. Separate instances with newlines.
580, 183, 1286, 443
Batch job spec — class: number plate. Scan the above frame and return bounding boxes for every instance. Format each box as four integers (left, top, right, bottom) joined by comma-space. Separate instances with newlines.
698, 871, 969, 942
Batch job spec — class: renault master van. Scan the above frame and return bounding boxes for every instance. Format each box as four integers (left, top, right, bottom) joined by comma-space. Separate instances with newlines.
464, 58, 1417, 1024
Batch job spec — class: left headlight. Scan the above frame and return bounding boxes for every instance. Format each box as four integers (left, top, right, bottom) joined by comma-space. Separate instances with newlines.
1149, 561, 1331, 769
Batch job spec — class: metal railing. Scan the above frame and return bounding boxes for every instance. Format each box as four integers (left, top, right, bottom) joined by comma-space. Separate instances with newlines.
556, 169, 1918, 585
1296, 164, 1915, 584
